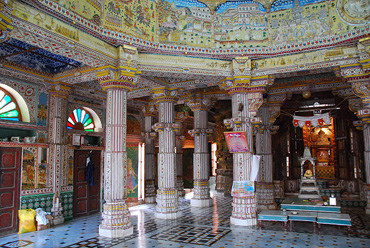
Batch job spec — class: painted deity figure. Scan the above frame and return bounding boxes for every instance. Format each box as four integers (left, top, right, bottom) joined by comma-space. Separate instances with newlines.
127, 158, 138, 194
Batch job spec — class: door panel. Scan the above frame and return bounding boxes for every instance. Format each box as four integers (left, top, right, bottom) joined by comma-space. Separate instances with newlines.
0, 148, 20, 233
73, 150, 101, 217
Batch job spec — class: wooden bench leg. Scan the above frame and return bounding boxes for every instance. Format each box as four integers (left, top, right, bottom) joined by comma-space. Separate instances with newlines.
289, 220, 293, 232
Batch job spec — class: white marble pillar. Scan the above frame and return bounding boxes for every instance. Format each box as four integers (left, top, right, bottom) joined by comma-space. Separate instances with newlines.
228, 93, 260, 226
99, 87, 133, 237
357, 109, 370, 214
220, 57, 270, 226
48, 84, 69, 225
152, 87, 182, 219
256, 106, 278, 210
97, 63, 140, 238
176, 135, 186, 197
187, 95, 213, 207
142, 105, 156, 204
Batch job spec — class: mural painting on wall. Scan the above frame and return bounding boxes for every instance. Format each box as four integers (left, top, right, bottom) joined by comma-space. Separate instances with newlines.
104, 0, 156, 40
37, 131, 47, 143
127, 145, 138, 201
336, 0, 370, 26
183, 148, 193, 188
37, 92, 47, 126
52, 0, 103, 25
68, 154, 74, 185
22, 149, 35, 190
37, 163, 47, 188
127, 115, 141, 135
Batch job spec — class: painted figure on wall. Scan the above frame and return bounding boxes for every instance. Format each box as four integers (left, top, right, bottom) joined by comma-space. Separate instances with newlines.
127, 158, 138, 194
127, 145, 139, 200
37, 92, 47, 126
37, 163, 47, 188
22, 149, 35, 190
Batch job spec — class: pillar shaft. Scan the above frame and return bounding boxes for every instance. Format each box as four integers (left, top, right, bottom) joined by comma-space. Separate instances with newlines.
176, 135, 185, 197
97, 62, 140, 238
255, 106, 277, 210
152, 88, 181, 219
187, 93, 214, 207
358, 109, 370, 214
191, 110, 212, 207
99, 88, 133, 237
230, 93, 257, 225
143, 106, 156, 203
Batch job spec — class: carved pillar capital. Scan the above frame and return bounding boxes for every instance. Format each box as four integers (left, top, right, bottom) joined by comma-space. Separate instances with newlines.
265, 93, 286, 124
186, 92, 215, 111
97, 65, 141, 91
357, 109, 370, 124
151, 87, 180, 103
352, 81, 370, 108
48, 82, 71, 98
142, 103, 156, 117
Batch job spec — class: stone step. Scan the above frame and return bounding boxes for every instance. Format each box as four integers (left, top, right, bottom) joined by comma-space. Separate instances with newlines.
300, 186, 321, 191
298, 194, 322, 199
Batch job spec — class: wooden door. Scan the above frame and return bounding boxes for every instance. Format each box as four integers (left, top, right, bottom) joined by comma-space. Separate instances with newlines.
73, 150, 101, 217
0, 147, 21, 233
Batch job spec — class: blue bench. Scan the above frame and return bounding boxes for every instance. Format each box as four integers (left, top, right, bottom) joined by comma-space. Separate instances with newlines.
258, 210, 288, 231
317, 213, 352, 235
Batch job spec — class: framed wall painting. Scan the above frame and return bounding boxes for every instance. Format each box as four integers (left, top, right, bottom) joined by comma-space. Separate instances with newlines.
231, 181, 255, 197
72, 134, 81, 146
224, 131, 249, 153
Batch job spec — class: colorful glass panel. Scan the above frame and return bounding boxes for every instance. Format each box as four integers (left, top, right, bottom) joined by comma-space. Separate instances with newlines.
67, 108, 95, 132
0, 88, 20, 121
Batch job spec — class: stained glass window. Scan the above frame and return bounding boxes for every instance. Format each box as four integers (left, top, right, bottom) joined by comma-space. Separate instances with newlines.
67, 108, 95, 132
0, 87, 21, 121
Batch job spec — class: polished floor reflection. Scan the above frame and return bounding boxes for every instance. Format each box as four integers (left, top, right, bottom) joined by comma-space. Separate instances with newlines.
0, 192, 369, 248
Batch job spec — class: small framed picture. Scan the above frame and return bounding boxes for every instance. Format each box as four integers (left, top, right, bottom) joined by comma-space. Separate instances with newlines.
72, 134, 81, 146
11, 136, 20, 142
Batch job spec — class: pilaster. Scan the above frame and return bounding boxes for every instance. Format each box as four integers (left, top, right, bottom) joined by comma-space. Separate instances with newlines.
219, 56, 273, 226
48, 83, 70, 225
151, 87, 182, 219
97, 51, 140, 237
187, 92, 214, 207
142, 104, 157, 204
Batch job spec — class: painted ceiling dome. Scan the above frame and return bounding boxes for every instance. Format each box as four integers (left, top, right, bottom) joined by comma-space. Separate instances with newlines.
14, 0, 369, 58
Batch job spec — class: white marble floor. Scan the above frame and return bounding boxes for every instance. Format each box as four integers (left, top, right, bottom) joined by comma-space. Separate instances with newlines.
0, 192, 369, 248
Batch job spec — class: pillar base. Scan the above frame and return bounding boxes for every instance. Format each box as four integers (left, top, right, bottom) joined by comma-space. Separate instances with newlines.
366, 207, 370, 215
155, 211, 182, 219
99, 225, 133, 238
230, 216, 257, 226
145, 196, 156, 204
191, 198, 213, 207
99, 200, 132, 238
52, 216, 64, 226
178, 189, 185, 197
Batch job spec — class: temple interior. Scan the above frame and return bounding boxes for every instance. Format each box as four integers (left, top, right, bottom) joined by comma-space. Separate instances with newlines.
0, 0, 369, 247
